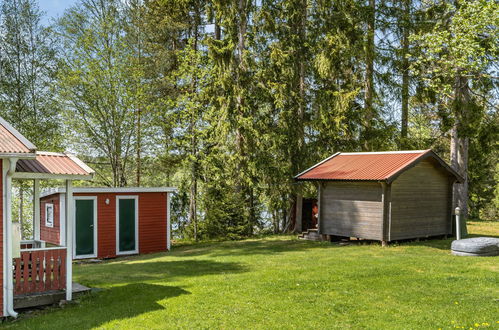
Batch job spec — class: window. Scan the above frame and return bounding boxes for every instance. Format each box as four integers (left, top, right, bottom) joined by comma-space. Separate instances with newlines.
45, 203, 54, 227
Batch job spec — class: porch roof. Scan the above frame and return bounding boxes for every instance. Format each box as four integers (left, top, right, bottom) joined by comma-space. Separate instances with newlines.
0, 117, 37, 156
13, 151, 94, 180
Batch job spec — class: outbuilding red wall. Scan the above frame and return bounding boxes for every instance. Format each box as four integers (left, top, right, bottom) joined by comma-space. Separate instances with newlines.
40, 194, 62, 245
40, 191, 169, 259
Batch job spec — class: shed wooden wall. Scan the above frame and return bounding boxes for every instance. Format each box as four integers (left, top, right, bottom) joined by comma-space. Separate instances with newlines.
40, 192, 169, 258
389, 159, 451, 240
320, 182, 383, 240
40, 194, 62, 245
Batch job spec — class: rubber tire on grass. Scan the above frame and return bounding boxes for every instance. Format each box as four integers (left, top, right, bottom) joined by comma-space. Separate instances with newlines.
451, 237, 499, 257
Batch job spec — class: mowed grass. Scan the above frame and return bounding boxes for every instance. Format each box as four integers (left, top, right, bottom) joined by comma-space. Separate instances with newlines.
4, 221, 498, 329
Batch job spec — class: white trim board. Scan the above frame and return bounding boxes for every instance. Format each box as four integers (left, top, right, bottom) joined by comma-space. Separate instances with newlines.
73, 196, 98, 259
115, 195, 139, 256
42, 187, 177, 198
13, 172, 93, 181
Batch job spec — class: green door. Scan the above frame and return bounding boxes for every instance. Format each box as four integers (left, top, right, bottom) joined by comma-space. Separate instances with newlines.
118, 198, 136, 253
75, 199, 95, 256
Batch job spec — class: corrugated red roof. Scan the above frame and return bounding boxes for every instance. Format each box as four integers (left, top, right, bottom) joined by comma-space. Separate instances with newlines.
16, 152, 94, 176
296, 150, 434, 181
0, 123, 33, 154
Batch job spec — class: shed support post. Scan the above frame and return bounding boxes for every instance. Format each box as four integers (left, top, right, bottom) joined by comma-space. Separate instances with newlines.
381, 182, 391, 246
317, 183, 323, 234
294, 194, 303, 233
65, 180, 73, 301
33, 179, 40, 240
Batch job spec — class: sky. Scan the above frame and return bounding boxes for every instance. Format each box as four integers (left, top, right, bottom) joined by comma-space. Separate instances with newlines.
39, 0, 78, 24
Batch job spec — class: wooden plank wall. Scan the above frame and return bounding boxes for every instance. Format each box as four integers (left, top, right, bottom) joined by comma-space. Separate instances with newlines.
390, 159, 451, 240
13, 248, 66, 295
76, 192, 168, 258
320, 182, 383, 240
40, 194, 61, 245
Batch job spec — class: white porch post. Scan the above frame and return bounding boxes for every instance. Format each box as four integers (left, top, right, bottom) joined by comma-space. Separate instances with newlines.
65, 180, 73, 301
33, 179, 40, 240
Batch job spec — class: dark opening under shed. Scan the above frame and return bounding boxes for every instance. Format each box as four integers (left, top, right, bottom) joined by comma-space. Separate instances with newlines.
294, 150, 463, 245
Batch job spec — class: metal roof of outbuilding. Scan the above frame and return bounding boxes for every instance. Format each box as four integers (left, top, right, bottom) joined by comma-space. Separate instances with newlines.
295, 150, 463, 183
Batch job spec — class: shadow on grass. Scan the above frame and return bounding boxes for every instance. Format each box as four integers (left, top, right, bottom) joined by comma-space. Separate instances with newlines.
169, 237, 335, 258
84, 283, 189, 328
11, 283, 190, 329
77, 259, 248, 286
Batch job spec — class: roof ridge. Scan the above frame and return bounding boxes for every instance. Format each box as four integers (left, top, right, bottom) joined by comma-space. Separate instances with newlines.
340, 149, 429, 155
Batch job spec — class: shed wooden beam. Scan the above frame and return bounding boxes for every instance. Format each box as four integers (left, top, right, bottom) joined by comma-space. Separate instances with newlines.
381, 181, 391, 246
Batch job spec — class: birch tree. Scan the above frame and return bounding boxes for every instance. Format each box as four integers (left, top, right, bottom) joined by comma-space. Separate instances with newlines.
56, 0, 145, 187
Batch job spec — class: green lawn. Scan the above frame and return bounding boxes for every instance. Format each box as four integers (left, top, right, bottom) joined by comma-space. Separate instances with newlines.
5, 221, 499, 329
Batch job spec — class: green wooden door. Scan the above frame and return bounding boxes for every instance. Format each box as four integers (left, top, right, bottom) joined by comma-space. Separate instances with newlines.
118, 198, 136, 253
75, 199, 95, 256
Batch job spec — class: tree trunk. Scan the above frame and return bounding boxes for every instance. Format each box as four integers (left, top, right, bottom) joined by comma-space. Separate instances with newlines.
450, 74, 470, 235
400, 0, 410, 146
363, 0, 375, 151
189, 169, 198, 241
136, 106, 141, 186
450, 126, 469, 236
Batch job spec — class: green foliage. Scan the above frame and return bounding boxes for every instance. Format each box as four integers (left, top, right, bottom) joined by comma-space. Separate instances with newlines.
56, 0, 146, 187
2, 0, 497, 242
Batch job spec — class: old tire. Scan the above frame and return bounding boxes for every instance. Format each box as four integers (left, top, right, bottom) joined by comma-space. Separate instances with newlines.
451, 237, 499, 257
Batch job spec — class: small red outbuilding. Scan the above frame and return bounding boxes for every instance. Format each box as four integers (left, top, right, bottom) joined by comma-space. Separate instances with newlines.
40, 187, 176, 259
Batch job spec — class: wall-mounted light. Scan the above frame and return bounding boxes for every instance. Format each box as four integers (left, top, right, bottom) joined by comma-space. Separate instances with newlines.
105, 198, 110, 205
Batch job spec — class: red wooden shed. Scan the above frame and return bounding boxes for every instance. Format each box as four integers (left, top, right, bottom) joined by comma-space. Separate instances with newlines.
40, 187, 176, 259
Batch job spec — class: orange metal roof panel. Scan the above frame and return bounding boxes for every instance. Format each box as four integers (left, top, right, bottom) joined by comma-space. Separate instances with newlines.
0, 124, 32, 153
16, 153, 93, 176
296, 150, 431, 181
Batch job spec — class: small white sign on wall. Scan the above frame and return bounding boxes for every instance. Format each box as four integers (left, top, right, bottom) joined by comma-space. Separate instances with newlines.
46, 203, 54, 228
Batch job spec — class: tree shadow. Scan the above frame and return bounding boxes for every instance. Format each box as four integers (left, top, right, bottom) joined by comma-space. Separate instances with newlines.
76, 259, 248, 286
169, 237, 338, 258
12, 283, 189, 329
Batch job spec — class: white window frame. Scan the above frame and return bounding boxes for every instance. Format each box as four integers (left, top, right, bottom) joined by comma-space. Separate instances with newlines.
73, 196, 98, 259
45, 203, 54, 228
115, 195, 139, 255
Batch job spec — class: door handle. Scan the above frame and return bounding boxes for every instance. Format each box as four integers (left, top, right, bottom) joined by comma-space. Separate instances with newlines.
90, 225, 94, 227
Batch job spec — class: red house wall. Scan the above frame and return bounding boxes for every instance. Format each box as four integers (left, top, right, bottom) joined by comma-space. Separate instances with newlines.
40, 194, 61, 245
40, 191, 169, 259
0, 159, 4, 316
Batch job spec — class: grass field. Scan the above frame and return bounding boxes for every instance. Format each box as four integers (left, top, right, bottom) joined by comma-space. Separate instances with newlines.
4, 221, 499, 329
